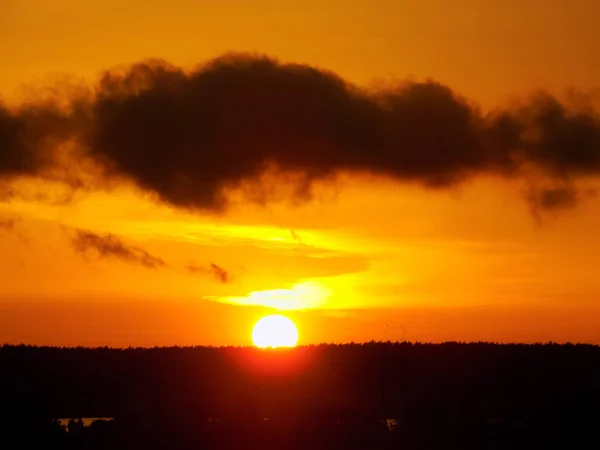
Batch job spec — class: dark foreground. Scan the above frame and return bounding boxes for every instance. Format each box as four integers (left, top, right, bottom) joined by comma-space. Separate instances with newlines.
1, 342, 599, 449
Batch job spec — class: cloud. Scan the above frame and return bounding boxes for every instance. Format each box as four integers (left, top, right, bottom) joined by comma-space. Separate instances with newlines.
72, 230, 231, 279
0, 105, 26, 177
187, 261, 230, 284
72, 230, 166, 269
209, 263, 229, 284
1, 53, 600, 213
527, 185, 578, 212
0, 96, 82, 181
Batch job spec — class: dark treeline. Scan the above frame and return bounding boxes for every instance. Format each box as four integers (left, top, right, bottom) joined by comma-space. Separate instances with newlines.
1, 342, 599, 449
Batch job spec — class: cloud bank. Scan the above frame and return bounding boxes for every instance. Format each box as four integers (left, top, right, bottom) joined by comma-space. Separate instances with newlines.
1, 53, 600, 212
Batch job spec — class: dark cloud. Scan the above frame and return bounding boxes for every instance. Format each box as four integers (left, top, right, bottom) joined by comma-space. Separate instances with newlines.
527, 186, 578, 212
1, 53, 600, 213
0, 104, 33, 177
85, 56, 487, 207
72, 230, 166, 269
187, 261, 230, 284
525, 184, 598, 222
79, 55, 600, 211
0, 99, 78, 179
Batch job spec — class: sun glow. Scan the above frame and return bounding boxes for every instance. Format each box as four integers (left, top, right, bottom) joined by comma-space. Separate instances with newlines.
252, 315, 299, 348
228, 281, 331, 310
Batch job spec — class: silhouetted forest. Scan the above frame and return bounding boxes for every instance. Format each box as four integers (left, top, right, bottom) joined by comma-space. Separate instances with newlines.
2, 342, 599, 449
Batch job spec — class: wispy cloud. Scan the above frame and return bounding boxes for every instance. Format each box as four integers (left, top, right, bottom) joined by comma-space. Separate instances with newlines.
72, 229, 166, 269
187, 261, 230, 284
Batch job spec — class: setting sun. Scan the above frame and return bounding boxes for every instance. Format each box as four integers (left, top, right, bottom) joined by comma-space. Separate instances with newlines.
252, 315, 299, 348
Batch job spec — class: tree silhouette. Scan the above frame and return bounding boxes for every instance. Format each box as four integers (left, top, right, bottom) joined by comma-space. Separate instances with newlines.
1, 342, 599, 449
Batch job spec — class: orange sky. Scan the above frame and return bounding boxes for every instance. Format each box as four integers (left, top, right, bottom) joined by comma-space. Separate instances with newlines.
1, 0, 600, 346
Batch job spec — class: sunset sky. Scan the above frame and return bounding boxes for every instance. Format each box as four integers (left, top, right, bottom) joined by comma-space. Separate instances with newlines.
1, 0, 600, 346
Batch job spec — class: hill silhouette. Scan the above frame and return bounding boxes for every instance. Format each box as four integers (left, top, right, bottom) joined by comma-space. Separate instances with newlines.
1, 342, 599, 449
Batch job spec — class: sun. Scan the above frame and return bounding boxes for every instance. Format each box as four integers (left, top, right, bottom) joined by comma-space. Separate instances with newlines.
252, 314, 299, 348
